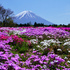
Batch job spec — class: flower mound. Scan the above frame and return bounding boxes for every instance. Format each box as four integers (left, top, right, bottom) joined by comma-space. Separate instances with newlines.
23, 51, 70, 70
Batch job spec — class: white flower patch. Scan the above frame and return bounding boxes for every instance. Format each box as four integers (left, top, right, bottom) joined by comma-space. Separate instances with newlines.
37, 45, 40, 48
54, 60, 58, 63
30, 39, 38, 44
9, 29, 26, 35
57, 49, 62, 51
13, 30, 21, 35
47, 39, 61, 44
43, 42, 50, 47
63, 41, 70, 46
43, 40, 48, 42
64, 57, 68, 60
50, 61, 54, 65
43, 65, 47, 69
33, 49, 35, 51
64, 39, 70, 42
67, 60, 70, 64
40, 39, 61, 49
40, 41, 45, 45
19, 29, 26, 35
47, 39, 56, 43
68, 50, 70, 53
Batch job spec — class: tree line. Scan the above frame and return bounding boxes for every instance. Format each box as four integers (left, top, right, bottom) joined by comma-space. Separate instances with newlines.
15, 22, 70, 27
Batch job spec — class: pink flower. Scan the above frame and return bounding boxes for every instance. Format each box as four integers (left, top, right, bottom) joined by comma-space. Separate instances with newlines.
21, 54, 24, 56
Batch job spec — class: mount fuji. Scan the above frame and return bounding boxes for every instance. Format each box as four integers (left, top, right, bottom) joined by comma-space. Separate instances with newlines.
14, 11, 54, 25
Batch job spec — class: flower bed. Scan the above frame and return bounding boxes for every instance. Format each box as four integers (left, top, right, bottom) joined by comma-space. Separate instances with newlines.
0, 27, 70, 70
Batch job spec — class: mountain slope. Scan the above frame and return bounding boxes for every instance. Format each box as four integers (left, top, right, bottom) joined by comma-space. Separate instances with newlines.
14, 11, 54, 25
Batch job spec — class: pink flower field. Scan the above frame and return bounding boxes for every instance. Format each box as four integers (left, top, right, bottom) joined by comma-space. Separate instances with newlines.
0, 27, 70, 70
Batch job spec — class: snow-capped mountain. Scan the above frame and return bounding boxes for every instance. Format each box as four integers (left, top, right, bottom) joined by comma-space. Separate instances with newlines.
14, 11, 54, 25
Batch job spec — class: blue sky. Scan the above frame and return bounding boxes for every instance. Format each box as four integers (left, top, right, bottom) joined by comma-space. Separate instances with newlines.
0, 0, 70, 25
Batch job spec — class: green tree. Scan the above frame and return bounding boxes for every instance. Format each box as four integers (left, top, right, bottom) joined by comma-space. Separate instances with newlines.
34, 22, 37, 27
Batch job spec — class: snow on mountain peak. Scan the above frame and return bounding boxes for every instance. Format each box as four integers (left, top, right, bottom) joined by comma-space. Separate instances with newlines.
15, 11, 35, 19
